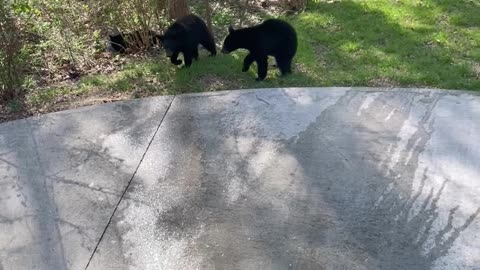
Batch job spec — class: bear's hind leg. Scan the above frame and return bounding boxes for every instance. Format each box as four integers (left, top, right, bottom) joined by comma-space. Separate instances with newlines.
275, 55, 293, 76
193, 49, 199, 61
201, 37, 217, 56
183, 50, 194, 67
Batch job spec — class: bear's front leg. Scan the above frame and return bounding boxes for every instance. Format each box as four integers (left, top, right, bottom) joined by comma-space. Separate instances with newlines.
183, 54, 193, 68
170, 52, 182, 65
255, 56, 268, 81
242, 53, 255, 72
183, 48, 198, 68
193, 49, 199, 61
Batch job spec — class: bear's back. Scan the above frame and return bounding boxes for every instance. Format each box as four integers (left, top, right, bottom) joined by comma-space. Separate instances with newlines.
255, 19, 297, 55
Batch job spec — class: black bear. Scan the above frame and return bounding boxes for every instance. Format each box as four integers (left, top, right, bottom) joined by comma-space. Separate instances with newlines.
108, 30, 161, 53
221, 19, 297, 81
158, 14, 217, 67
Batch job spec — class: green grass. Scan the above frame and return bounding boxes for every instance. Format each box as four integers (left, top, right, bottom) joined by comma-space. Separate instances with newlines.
28, 0, 480, 107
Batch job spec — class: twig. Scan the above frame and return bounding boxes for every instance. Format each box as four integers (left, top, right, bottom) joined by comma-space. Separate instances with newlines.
255, 94, 270, 106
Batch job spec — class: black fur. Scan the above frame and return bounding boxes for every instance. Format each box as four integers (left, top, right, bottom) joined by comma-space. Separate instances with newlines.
221, 19, 297, 81
158, 14, 217, 67
109, 30, 160, 53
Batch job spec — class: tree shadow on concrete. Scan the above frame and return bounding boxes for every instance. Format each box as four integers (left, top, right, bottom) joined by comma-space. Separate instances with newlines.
35, 89, 478, 269
281, 90, 480, 269
149, 89, 480, 269
0, 98, 170, 269
367, 171, 480, 269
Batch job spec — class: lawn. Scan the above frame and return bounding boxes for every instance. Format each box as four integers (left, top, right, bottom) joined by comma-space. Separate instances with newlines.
11, 0, 480, 118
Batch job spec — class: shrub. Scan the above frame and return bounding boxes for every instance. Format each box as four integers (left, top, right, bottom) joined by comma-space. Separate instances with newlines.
0, 0, 24, 101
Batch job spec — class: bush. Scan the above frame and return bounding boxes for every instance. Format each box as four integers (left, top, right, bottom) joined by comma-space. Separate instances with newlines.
13, 0, 170, 85
1, 0, 303, 103
0, 0, 24, 101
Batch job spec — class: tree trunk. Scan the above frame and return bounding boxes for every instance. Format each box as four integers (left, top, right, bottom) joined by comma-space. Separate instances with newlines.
239, 0, 250, 26
204, 0, 212, 31
282, 0, 305, 12
168, 0, 190, 20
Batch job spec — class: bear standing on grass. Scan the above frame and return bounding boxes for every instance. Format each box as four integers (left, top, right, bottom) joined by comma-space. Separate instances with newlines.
221, 19, 297, 81
159, 14, 217, 68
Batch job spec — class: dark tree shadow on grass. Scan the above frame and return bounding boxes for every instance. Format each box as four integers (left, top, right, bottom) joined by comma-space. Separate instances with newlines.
172, 52, 318, 93
429, 0, 480, 28
297, 0, 479, 89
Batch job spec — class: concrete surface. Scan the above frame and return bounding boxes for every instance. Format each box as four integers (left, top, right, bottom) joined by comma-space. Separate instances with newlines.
1, 88, 480, 270
0, 96, 173, 270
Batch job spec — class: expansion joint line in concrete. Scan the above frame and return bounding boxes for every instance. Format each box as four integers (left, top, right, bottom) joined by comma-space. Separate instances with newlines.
84, 95, 176, 269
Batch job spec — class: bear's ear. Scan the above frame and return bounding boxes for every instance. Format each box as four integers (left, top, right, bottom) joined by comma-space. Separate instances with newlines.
228, 25, 235, 33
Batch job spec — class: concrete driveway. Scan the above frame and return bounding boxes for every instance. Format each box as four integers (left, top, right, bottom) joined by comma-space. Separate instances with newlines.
1, 88, 479, 270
